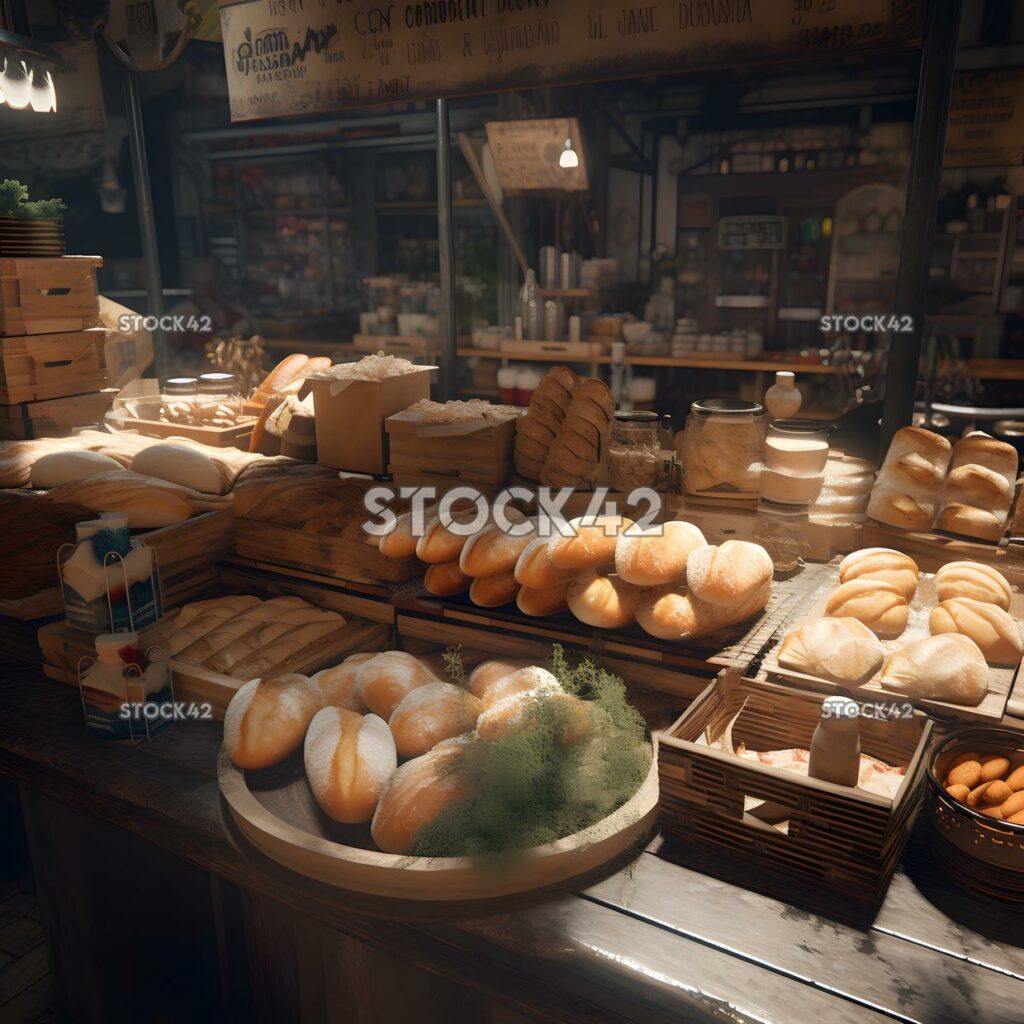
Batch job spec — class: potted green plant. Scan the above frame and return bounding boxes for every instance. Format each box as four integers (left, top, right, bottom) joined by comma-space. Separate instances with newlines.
0, 179, 67, 256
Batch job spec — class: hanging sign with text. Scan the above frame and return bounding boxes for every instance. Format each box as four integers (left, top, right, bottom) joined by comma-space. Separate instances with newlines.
945, 70, 1024, 168
218, 0, 923, 122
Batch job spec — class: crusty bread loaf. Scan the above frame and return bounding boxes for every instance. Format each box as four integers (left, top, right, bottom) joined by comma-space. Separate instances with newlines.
934, 561, 1012, 610
254, 353, 311, 402
131, 444, 225, 495
356, 651, 439, 719
224, 673, 323, 770
476, 665, 562, 710
685, 540, 773, 607
514, 537, 570, 589
229, 617, 346, 679
476, 688, 591, 745
951, 434, 1018, 477
423, 560, 472, 597
837, 547, 919, 601
825, 578, 909, 640
415, 509, 476, 564
877, 633, 988, 705
929, 597, 1024, 665
887, 425, 952, 467
311, 653, 376, 711
469, 571, 519, 607
29, 450, 124, 488
866, 488, 933, 531
370, 736, 472, 854
548, 515, 634, 570
615, 520, 706, 587
635, 580, 770, 640
303, 707, 396, 823
888, 452, 945, 489
778, 617, 884, 684
460, 519, 536, 577
946, 464, 1013, 505
516, 583, 569, 617
388, 682, 482, 758
936, 503, 1005, 542
868, 426, 951, 532
566, 570, 640, 629
466, 659, 533, 702
380, 505, 437, 559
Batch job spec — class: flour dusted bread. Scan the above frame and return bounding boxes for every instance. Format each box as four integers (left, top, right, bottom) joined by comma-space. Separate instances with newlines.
466, 659, 532, 702
778, 617, 885, 685
825, 578, 909, 640
867, 490, 933, 531
380, 504, 437, 559
371, 736, 473, 854
868, 426, 951, 531
356, 651, 439, 719
303, 708, 396, 823
460, 519, 536, 577
476, 665, 562, 710
131, 444, 226, 494
614, 520, 706, 587
224, 673, 323, 770
388, 682, 482, 758
29, 450, 124, 488
877, 634, 988, 705
567, 570, 640, 629
635, 580, 770, 640
311, 653, 375, 711
936, 433, 1016, 542
838, 548, 919, 601
935, 561, 1012, 609
549, 515, 634, 570
937, 503, 1006, 542
929, 597, 1023, 665
946, 464, 1013, 505
951, 434, 1018, 477
476, 688, 591, 745
514, 537, 571, 589
685, 540, 773, 607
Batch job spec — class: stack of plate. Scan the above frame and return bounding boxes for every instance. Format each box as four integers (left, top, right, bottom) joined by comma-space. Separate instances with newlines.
0, 218, 66, 257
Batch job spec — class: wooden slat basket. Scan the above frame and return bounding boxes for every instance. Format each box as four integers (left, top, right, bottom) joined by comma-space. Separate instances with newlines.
657, 674, 932, 915
0, 256, 102, 336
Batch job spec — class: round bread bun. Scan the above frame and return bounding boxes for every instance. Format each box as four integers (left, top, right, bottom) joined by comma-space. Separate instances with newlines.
310, 659, 369, 711
566, 570, 640, 629
355, 651, 439, 720
479, 665, 562, 710
303, 707, 396, 823
224, 673, 323, 770
388, 682, 482, 759
951, 434, 1018, 477
888, 452, 945, 489
929, 597, 1024, 665
824, 578, 909, 640
946, 464, 1012, 505
423, 560, 472, 597
468, 571, 519, 608
131, 444, 223, 495
635, 580, 770, 640
460, 519, 537, 578
380, 505, 437, 559
548, 515, 635, 570
685, 540, 774, 607
838, 547, 919, 601
516, 583, 569, 617
867, 490, 933, 531
29, 450, 125, 489
476, 687, 591, 745
935, 561, 1012, 610
877, 633, 988, 705
466, 659, 533, 702
614, 520, 706, 587
936, 503, 1005, 542
370, 736, 473, 854
514, 537, 571, 589
778, 617, 884, 685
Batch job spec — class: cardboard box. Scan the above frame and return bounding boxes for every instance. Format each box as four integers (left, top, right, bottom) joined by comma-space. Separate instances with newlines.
309, 367, 434, 475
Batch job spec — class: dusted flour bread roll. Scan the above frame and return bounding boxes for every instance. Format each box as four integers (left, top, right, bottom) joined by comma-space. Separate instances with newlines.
415, 511, 474, 564
478, 665, 562, 710
614, 520, 706, 587
937, 503, 1005, 542
877, 633, 988, 705
131, 444, 225, 495
424, 561, 472, 597
868, 426, 951, 531
469, 571, 519, 608
935, 561, 1012, 610
224, 674, 323, 770
517, 583, 569, 617
946, 464, 1013, 506
466, 658, 532, 702
951, 434, 1019, 477
825, 578, 909, 640
388, 682, 482, 758
867, 490, 933, 531
356, 651, 439, 719
929, 597, 1024, 665
514, 537, 571, 589
311, 653, 376, 711
548, 515, 634, 570
567, 570, 640, 629
476, 688, 591, 745
380, 504, 437, 559
778, 617, 885, 685
371, 736, 472, 854
838, 548, 919, 602
303, 708, 396, 823
460, 519, 536, 578
29, 450, 124, 488
685, 540, 773, 607
635, 580, 770, 640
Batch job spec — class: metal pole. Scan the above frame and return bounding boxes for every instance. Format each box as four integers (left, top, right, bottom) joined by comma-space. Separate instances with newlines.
435, 98, 457, 401
123, 69, 168, 380
878, 0, 962, 458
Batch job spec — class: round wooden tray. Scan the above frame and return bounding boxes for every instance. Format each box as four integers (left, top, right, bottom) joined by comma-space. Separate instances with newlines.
218, 742, 658, 909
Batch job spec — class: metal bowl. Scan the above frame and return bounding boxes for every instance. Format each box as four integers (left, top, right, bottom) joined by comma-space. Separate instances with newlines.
926, 728, 1024, 903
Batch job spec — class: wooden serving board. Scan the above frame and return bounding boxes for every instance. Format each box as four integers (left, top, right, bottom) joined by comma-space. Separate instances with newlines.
760, 569, 1020, 724
219, 742, 657, 912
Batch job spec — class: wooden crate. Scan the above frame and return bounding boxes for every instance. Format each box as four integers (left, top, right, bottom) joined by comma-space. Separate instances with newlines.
657, 673, 932, 915
0, 388, 116, 439
0, 327, 107, 403
112, 414, 254, 449
0, 256, 102, 336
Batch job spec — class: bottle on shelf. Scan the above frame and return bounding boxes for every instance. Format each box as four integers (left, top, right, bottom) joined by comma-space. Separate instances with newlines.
764, 370, 802, 420
519, 268, 540, 340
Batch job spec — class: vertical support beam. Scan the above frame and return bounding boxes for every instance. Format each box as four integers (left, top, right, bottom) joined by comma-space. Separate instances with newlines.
878, 0, 962, 458
435, 98, 458, 401
123, 69, 168, 379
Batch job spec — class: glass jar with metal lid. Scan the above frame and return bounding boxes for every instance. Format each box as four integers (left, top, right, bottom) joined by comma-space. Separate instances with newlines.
682, 398, 765, 498
608, 410, 662, 491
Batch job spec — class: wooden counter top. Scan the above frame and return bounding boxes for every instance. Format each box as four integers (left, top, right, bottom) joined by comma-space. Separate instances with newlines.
1, 668, 1022, 1023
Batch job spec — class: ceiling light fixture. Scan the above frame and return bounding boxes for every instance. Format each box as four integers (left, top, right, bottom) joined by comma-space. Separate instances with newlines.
0, 11, 63, 114
559, 136, 579, 170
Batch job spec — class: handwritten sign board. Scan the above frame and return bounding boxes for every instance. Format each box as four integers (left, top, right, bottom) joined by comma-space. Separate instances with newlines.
485, 118, 588, 193
945, 70, 1024, 168
218, 0, 923, 123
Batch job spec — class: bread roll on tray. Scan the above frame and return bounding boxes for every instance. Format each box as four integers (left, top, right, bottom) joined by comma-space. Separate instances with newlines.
825, 578, 909, 640
517, 583, 569, 617
469, 571, 520, 608
951, 434, 1018, 478
838, 548, 919, 602
936, 503, 1005, 542
778, 617, 885, 685
877, 634, 988, 705
304, 708, 396, 823
514, 537, 571, 590
389, 682, 483, 758
636, 580, 770, 640
614, 520, 706, 587
549, 515, 634, 570
685, 540, 773, 607
225, 673, 323, 770
380, 504, 438, 559
929, 597, 1024, 665
868, 426, 951, 531
477, 665, 562, 710
356, 651, 439, 719
424, 561, 472, 597
311, 653, 376, 711
935, 561, 1012, 610
476, 688, 591, 745
567, 570, 640, 629
460, 519, 536, 578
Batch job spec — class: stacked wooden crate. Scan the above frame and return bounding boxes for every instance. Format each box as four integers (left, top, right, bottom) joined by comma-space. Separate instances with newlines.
0, 256, 113, 439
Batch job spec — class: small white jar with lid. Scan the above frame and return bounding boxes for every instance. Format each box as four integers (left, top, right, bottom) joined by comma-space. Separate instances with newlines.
765, 371, 802, 420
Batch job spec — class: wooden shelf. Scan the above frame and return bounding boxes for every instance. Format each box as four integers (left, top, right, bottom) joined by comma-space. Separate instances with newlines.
538, 288, 591, 299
